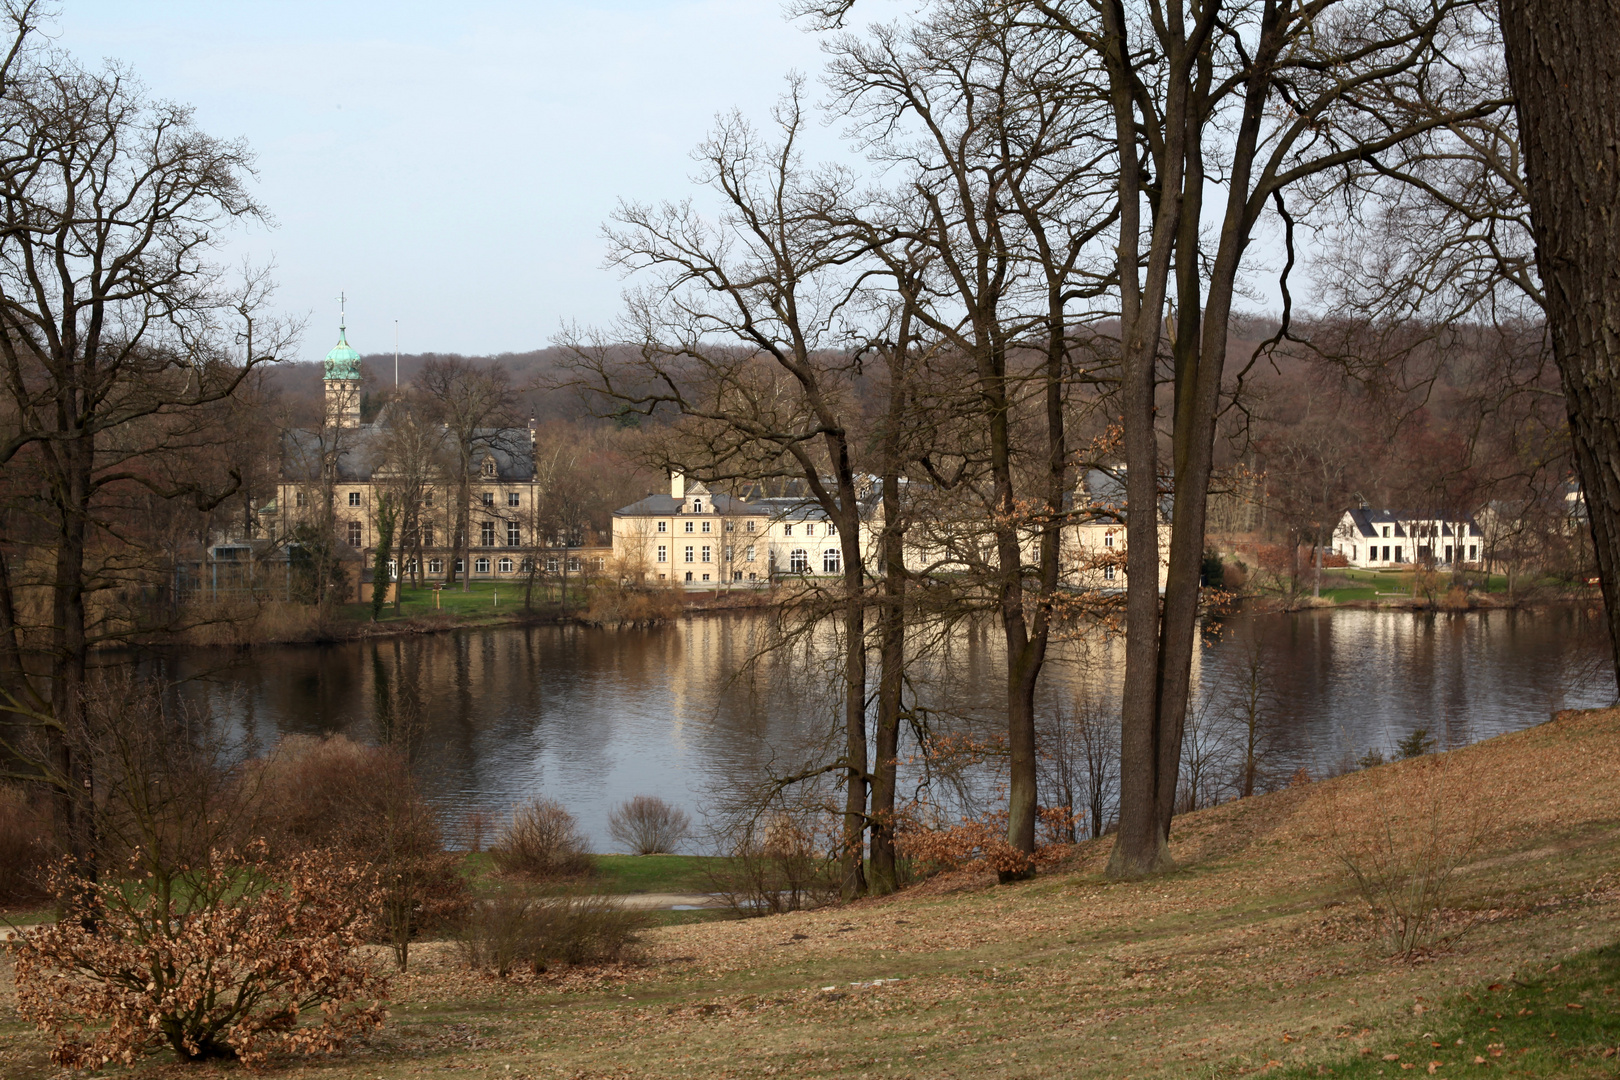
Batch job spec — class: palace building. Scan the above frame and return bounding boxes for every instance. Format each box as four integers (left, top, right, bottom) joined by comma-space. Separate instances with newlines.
274, 318, 604, 587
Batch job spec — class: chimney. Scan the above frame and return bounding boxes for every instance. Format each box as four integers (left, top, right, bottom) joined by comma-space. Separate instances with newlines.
670, 470, 686, 501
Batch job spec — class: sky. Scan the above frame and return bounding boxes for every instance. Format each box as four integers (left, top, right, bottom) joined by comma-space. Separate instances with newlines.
53, 1, 911, 360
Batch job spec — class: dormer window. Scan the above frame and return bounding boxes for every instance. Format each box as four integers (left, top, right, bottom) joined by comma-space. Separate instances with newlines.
482, 458, 497, 478
692, 499, 703, 513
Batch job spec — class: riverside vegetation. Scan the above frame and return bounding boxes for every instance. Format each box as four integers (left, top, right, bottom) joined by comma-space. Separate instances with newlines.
2, 708, 1618, 1077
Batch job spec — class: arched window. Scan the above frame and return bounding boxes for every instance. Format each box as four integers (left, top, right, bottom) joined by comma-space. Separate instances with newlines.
789, 549, 809, 573
822, 549, 841, 574
481, 457, 496, 478
497, 557, 514, 573
474, 557, 490, 574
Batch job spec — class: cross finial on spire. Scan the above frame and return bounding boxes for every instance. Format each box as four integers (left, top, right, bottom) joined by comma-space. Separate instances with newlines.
336, 290, 347, 333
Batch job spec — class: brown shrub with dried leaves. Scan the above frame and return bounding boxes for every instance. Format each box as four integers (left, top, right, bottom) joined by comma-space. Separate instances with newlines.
897, 804, 1071, 880
245, 734, 472, 969
14, 844, 389, 1069
705, 810, 840, 915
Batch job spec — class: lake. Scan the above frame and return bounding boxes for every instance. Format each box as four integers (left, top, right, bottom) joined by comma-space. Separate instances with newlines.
162, 605, 1613, 850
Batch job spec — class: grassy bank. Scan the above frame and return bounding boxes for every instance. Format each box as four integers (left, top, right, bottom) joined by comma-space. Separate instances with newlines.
4, 709, 1619, 1078
459, 852, 725, 898
1241, 565, 1597, 608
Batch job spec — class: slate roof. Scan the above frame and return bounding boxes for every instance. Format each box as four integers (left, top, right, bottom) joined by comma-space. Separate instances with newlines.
612, 492, 756, 517
1342, 507, 1483, 539
614, 487, 878, 521
282, 424, 535, 483
1076, 466, 1174, 522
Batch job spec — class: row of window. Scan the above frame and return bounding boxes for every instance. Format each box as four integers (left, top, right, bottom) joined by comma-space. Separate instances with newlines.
653, 519, 835, 537
302, 490, 518, 510
668, 571, 760, 583
407, 555, 600, 576
1351, 543, 1477, 563
651, 545, 843, 573
346, 521, 527, 547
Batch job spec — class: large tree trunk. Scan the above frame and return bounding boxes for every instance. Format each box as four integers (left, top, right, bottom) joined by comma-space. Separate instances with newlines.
1500, 0, 1620, 694
979, 336, 1042, 879
1105, 0, 1187, 877
869, 512, 904, 896
50, 432, 96, 882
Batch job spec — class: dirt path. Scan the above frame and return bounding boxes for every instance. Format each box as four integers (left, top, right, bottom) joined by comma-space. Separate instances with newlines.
612, 892, 726, 910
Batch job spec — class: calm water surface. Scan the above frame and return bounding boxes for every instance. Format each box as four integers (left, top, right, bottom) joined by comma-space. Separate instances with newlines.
165, 606, 1612, 849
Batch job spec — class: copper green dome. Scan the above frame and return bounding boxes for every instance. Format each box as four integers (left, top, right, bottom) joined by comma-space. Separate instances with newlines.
323, 326, 361, 381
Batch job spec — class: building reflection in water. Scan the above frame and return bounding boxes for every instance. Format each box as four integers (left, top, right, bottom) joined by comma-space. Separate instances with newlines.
167, 605, 1610, 850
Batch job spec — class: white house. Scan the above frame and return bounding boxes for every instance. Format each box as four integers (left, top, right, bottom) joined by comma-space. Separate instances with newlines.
613, 467, 1174, 593
1333, 507, 1483, 569
1063, 466, 1170, 592
611, 474, 853, 589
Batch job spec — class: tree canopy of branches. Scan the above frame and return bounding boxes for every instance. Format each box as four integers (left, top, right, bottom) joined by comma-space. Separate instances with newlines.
0, 3, 290, 871
416, 357, 516, 591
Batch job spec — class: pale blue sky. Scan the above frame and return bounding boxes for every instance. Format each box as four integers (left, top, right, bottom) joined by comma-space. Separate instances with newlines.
54, 2, 909, 358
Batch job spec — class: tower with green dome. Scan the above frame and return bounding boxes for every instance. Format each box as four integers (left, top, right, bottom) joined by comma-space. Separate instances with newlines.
323, 301, 362, 428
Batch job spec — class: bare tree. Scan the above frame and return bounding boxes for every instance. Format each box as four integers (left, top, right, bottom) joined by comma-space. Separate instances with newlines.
1499, 0, 1620, 692
416, 358, 516, 592
824, 2, 1117, 875
1011, 0, 1507, 878
567, 83, 880, 896
0, 9, 292, 872
374, 391, 448, 595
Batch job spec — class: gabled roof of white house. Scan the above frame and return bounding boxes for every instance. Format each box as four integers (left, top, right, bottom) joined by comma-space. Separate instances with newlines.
1342, 507, 1483, 538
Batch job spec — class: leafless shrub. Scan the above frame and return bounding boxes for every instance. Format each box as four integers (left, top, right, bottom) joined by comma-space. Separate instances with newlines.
583, 580, 684, 627
608, 795, 691, 854
1330, 760, 1484, 958
457, 890, 646, 976
491, 797, 592, 879
1177, 692, 1234, 813
463, 809, 493, 853
0, 784, 53, 905
1037, 699, 1118, 841
14, 844, 387, 1068
705, 810, 839, 915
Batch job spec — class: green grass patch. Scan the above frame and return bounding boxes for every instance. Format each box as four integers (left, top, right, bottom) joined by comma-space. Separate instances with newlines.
589, 854, 722, 895
335, 581, 587, 624
458, 851, 725, 897
1276, 942, 1620, 1078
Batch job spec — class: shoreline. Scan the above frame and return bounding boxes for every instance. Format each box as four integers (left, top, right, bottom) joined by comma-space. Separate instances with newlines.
180, 586, 1602, 653
165, 587, 790, 651
1232, 587, 1599, 615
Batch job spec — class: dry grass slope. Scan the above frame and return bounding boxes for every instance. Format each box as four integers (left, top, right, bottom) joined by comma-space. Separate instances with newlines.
3, 707, 1618, 1078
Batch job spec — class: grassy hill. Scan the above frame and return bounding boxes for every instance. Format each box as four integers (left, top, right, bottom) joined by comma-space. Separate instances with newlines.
4, 709, 1619, 1077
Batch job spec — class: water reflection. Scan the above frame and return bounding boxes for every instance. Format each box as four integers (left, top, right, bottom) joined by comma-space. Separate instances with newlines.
166, 606, 1611, 849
